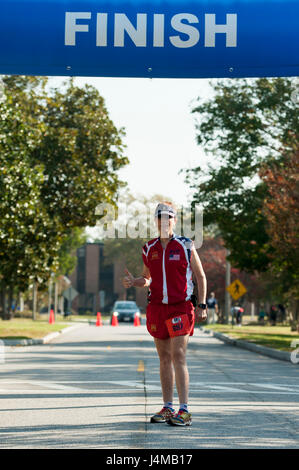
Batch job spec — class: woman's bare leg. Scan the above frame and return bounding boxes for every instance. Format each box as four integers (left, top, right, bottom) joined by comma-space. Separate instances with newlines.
154, 337, 174, 404
170, 335, 190, 405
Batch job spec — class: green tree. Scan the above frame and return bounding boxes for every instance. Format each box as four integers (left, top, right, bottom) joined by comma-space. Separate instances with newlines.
184, 77, 298, 274
0, 76, 128, 318
0, 81, 64, 318
259, 145, 299, 330
31, 78, 128, 228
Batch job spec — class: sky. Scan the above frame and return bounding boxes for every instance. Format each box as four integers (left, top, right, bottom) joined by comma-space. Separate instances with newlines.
48, 76, 216, 239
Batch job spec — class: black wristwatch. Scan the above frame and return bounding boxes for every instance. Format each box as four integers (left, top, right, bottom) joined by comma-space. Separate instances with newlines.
198, 303, 207, 309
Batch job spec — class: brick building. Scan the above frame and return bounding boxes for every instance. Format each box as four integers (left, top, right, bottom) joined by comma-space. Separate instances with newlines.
69, 242, 147, 314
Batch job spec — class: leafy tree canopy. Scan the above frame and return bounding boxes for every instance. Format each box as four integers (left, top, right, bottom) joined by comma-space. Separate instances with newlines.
184, 77, 298, 274
0, 76, 128, 316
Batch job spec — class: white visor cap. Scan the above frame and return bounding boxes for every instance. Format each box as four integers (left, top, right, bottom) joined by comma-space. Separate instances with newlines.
154, 203, 176, 218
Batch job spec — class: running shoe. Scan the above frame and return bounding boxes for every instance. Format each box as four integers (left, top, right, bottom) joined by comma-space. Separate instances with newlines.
167, 409, 192, 426
150, 407, 175, 423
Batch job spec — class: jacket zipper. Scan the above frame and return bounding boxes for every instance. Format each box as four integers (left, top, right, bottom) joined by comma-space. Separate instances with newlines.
162, 247, 168, 303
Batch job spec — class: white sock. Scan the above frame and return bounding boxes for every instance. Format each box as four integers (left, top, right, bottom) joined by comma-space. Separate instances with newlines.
164, 402, 174, 410
179, 403, 188, 412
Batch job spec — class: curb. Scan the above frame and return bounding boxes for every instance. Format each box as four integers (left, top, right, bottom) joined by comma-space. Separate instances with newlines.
200, 327, 296, 364
1, 323, 84, 347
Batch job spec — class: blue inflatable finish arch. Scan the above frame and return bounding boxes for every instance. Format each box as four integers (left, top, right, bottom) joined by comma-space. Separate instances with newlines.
0, 0, 298, 78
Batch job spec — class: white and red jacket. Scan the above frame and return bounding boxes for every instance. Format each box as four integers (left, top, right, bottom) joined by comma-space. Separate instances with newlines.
142, 233, 194, 305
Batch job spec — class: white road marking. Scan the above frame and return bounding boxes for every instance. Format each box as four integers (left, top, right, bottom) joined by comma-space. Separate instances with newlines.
105, 380, 161, 391
250, 383, 299, 392
0, 380, 299, 395
26, 380, 85, 392
200, 384, 245, 392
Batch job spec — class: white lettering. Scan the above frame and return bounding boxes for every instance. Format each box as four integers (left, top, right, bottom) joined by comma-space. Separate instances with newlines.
65, 12, 91, 46
106, 455, 140, 467
153, 14, 164, 47
96, 13, 108, 47
64, 12, 238, 49
169, 13, 200, 48
114, 13, 147, 47
205, 13, 237, 47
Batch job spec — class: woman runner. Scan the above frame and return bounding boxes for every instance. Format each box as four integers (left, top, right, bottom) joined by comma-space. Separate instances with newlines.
123, 202, 207, 426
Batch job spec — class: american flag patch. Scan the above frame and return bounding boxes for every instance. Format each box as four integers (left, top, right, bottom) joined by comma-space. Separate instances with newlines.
169, 254, 180, 260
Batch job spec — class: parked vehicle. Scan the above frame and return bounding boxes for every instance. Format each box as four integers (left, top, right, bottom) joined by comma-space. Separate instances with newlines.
111, 300, 140, 323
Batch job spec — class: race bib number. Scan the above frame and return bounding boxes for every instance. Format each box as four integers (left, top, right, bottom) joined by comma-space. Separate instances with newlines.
165, 314, 190, 337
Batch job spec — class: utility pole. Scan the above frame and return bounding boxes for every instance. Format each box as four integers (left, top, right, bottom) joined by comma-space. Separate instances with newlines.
225, 249, 231, 324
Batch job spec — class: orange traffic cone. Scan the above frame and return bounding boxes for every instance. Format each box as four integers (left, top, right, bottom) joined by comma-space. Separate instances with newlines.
134, 312, 141, 327
96, 312, 103, 327
49, 309, 55, 324
111, 311, 119, 326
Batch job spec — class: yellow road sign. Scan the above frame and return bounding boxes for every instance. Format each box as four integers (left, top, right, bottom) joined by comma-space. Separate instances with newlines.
226, 279, 247, 300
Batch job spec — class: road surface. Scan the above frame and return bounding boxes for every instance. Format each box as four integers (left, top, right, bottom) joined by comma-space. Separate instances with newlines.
0, 323, 298, 449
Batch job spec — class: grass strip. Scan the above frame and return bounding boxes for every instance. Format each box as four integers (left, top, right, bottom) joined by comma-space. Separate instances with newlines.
0, 318, 70, 340
202, 324, 299, 352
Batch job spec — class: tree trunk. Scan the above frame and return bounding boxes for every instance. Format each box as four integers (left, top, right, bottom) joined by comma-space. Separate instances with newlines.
7, 285, 14, 320
290, 299, 299, 332
48, 276, 53, 316
32, 282, 38, 321
1, 284, 9, 320
19, 292, 24, 313
54, 281, 58, 320
295, 300, 299, 333
59, 295, 65, 316
225, 250, 231, 324
0, 284, 6, 320
250, 302, 255, 322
